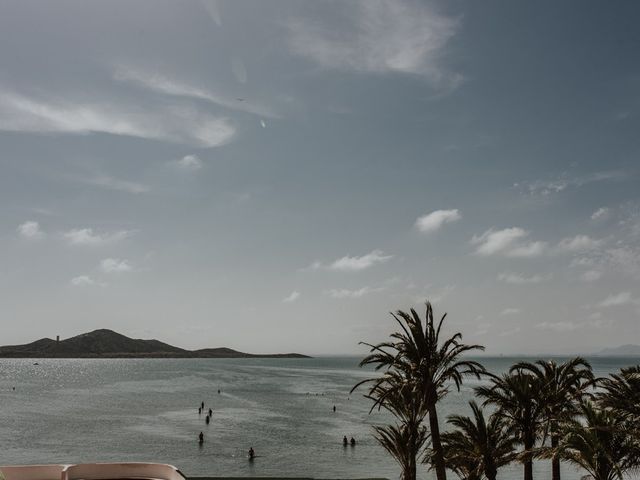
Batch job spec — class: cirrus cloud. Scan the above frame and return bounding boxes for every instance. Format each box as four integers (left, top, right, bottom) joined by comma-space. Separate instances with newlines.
0, 89, 236, 148
286, 0, 461, 88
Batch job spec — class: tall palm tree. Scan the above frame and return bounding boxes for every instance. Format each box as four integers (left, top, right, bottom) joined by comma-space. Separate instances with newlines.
598, 365, 640, 430
440, 401, 517, 480
363, 371, 430, 480
354, 302, 486, 480
551, 401, 639, 480
513, 358, 595, 480
476, 370, 545, 480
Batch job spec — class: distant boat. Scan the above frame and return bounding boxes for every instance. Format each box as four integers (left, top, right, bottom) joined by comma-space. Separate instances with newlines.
33, 362, 39, 365
0, 463, 186, 480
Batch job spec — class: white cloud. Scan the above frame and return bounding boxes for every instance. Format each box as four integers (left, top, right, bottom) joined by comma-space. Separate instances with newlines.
69, 174, 150, 194
597, 292, 636, 308
498, 272, 549, 285
535, 321, 579, 332
517, 171, 625, 198
591, 207, 610, 221
64, 228, 130, 246
472, 227, 527, 256
557, 235, 603, 253
309, 249, 393, 272
415, 209, 461, 233
0, 89, 235, 148
113, 66, 278, 119
70, 275, 98, 287
17, 221, 44, 239
508, 241, 548, 258
327, 286, 383, 299
500, 308, 521, 316
471, 227, 547, 258
581, 270, 602, 282
100, 258, 132, 274
283, 291, 301, 303
286, 0, 461, 87
605, 246, 640, 279
570, 257, 597, 268
175, 155, 203, 171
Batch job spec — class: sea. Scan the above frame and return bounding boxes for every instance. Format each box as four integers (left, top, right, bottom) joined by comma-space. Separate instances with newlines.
0, 356, 637, 480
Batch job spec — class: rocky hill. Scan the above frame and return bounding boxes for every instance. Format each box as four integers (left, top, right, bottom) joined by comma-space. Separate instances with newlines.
0, 329, 309, 358
596, 344, 640, 356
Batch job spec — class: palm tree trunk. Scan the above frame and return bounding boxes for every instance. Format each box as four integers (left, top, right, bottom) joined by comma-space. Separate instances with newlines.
524, 437, 534, 480
409, 448, 416, 480
428, 405, 447, 480
485, 463, 497, 480
551, 433, 560, 480
405, 427, 416, 480
524, 459, 533, 480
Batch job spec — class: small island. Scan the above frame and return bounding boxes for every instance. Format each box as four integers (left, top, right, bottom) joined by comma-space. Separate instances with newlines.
0, 329, 310, 359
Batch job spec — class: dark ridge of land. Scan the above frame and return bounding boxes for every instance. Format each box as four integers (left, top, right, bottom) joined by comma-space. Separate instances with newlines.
595, 344, 640, 356
0, 329, 310, 359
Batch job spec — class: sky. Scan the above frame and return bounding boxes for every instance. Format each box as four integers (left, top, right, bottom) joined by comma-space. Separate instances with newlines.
0, 0, 639, 355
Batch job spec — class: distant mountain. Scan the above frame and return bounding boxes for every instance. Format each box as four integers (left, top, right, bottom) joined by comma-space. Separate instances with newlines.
0, 329, 310, 359
595, 344, 640, 356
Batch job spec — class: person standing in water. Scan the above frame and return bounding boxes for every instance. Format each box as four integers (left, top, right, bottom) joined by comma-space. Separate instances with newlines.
208, 408, 212, 417
199, 432, 204, 444
333, 405, 336, 412
248, 447, 255, 459
342, 436, 348, 446
205, 415, 210, 424
350, 437, 356, 446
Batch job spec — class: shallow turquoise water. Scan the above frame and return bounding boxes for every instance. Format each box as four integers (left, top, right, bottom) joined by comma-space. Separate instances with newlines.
0, 356, 636, 479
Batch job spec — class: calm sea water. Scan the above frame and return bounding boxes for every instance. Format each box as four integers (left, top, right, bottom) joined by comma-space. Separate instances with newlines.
0, 356, 637, 480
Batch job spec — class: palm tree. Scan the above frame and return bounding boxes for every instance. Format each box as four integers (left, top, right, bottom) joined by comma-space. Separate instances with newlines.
354, 302, 486, 480
363, 371, 430, 480
476, 370, 545, 480
550, 401, 639, 480
598, 365, 640, 430
440, 401, 517, 480
513, 358, 595, 480
373, 419, 430, 480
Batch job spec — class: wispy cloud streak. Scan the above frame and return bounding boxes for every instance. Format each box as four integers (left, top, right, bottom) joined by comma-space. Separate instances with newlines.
286, 0, 461, 88
308, 250, 393, 272
0, 89, 235, 148
113, 66, 279, 119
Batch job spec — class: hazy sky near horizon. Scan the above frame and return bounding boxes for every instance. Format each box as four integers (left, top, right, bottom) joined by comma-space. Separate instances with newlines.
1, 0, 639, 355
